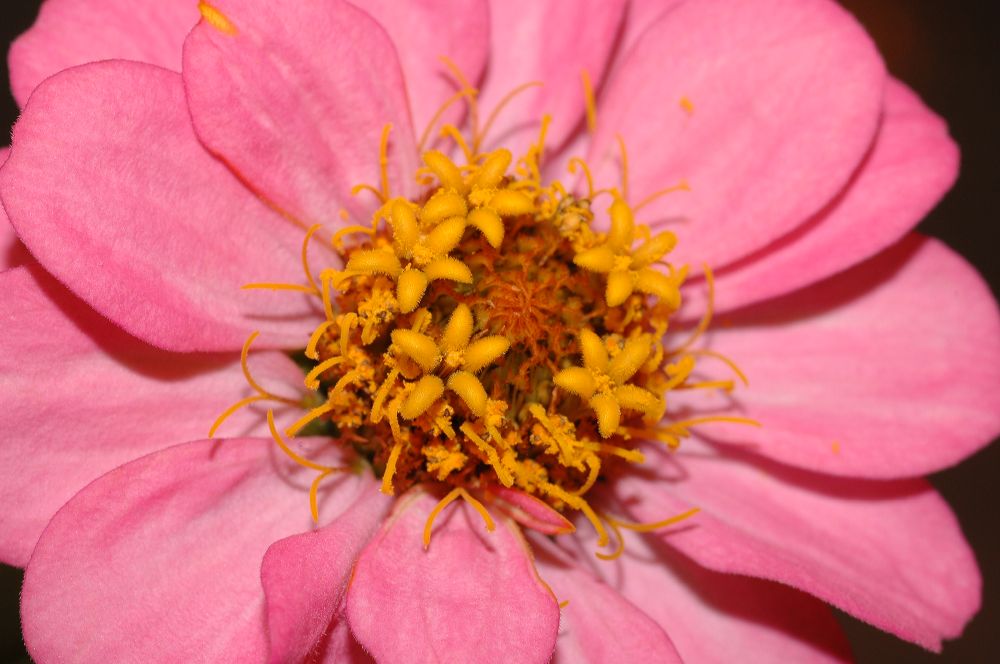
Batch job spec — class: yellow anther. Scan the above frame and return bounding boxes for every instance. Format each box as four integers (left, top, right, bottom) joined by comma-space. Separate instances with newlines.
198, 1, 237, 34
441, 303, 474, 353
634, 268, 681, 309
605, 270, 635, 307
608, 336, 651, 385
423, 150, 467, 194
488, 189, 535, 217
573, 246, 616, 273
422, 192, 468, 224
613, 385, 663, 419
424, 216, 467, 256
631, 231, 678, 268
463, 336, 511, 373
390, 329, 441, 373
423, 257, 473, 284
396, 268, 429, 314
580, 329, 609, 372
345, 249, 402, 278
472, 149, 512, 189
447, 370, 489, 416
607, 198, 635, 251
467, 207, 505, 248
401, 375, 445, 419
589, 393, 621, 438
553, 367, 597, 400
389, 200, 420, 257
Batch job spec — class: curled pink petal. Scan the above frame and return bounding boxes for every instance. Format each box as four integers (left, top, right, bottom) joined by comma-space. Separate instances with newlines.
487, 485, 576, 535
346, 489, 560, 664
262, 485, 391, 663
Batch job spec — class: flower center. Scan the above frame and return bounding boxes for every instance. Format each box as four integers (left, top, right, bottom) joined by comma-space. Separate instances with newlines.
214, 75, 757, 554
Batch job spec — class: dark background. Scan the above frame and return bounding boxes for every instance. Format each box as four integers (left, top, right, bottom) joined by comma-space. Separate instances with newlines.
1, 1, 997, 662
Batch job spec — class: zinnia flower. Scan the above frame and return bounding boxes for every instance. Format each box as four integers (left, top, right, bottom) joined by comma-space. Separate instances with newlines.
2, 0, 998, 662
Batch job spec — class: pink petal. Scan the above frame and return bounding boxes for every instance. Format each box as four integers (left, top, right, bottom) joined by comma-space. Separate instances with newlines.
360, 0, 490, 143
695, 79, 959, 312
8, 0, 198, 107
477, 0, 627, 155
346, 489, 560, 663
589, 0, 886, 269
580, 530, 852, 663
0, 265, 305, 567
533, 548, 682, 663
617, 444, 982, 651
0, 147, 30, 270
488, 485, 575, 535
22, 436, 367, 663
618, 0, 684, 56
697, 234, 1000, 477
262, 486, 391, 663
182, 0, 419, 224
1, 61, 323, 352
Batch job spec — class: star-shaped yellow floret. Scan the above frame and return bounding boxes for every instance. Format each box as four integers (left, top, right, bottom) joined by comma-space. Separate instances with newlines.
553, 329, 664, 438
389, 304, 510, 420
573, 196, 685, 308
344, 150, 537, 314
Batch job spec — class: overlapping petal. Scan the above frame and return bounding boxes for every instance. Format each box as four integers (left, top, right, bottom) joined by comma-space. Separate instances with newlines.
22, 437, 367, 664
698, 79, 960, 312
346, 489, 560, 664
7, 0, 197, 106
617, 444, 981, 651
590, 0, 886, 269
477, 0, 626, 155
360, 0, 490, 141
0, 147, 30, 270
602, 534, 852, 663
697, 235, 1000, 477
0, 265, 303, 566
261, 485, 391, 663
535, 549, 682, 663
182, 0, 419, 224
1, 61, 322, 352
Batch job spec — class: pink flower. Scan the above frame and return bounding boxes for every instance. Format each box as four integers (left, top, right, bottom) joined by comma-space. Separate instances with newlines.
2, 0, 998, 662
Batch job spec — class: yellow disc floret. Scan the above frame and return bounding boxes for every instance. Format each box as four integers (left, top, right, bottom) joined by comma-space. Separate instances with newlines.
219, 75, 758, 557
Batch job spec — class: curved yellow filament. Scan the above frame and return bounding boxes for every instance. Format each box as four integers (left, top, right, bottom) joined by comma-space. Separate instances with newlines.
267, 410, 334, 472
668, 263, 715, 355
581, 69, 597, 134
422, 487, 495, 549
476, 81, 544, 153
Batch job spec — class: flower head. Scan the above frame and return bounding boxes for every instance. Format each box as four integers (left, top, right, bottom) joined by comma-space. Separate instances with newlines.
1, 0, 998, 663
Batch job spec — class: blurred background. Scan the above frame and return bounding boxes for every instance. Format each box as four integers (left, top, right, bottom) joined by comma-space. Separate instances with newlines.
0, 1, 997, 662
